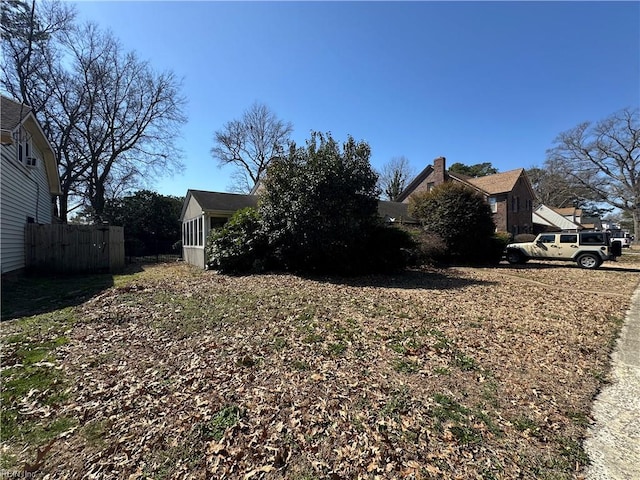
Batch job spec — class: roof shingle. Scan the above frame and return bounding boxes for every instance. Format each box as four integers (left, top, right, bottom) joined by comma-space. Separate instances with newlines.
465, 168, 525, 195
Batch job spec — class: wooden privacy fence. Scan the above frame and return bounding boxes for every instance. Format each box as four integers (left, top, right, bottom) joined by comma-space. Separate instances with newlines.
25, 224, 125, 274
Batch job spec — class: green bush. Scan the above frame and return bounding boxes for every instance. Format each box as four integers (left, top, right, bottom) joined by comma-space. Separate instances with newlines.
208, 133, 417, 275
404, 228, 449, 266
408, 182, 496, 264
484, 231, 512, 265
205, 208, 268, 272
358, 225, 417, 273
260, 132, 383, 275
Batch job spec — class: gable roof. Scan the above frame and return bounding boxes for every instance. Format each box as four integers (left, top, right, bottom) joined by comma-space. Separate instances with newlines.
395, 164, 434, 202
553, 207, 582, 217
180, 189, 258, 221
1, 95, 61, 195
464, 168, 526, 195
533, 204, 581, 230
1, 96, 32, 134
377, 200, 418, 224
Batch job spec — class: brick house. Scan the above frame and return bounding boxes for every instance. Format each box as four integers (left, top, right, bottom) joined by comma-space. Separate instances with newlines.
397, 157, 536, 235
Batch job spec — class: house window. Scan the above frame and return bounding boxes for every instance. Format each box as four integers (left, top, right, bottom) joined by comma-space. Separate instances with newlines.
488, 197, 497, 213
427, 182, 435, 192
183, 216, 206, 247
18, 139, 36, 167
511, 196, 519, 213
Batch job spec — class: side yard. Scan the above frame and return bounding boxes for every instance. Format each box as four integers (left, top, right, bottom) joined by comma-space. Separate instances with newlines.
2, 258, 640, 479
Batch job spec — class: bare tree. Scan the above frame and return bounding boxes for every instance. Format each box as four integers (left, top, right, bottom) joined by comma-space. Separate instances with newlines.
2, 1, 187, 221
378, 156, 415, 201
1, 0, 75, 110
60, 23, 186, 218
527, 163, 597, 209
546, 107, 640, 235
211, 102, 293, 193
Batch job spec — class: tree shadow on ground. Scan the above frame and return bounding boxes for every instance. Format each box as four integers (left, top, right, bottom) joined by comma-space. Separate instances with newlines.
1, 264, 144, 321
303, 267, 496, 291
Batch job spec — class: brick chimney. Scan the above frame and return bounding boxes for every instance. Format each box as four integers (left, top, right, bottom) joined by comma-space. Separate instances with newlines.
433, 156, 446, 184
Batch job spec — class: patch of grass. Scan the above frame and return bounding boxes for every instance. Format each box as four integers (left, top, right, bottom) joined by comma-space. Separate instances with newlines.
481, 376, 500, 408
0, 308, 77, 453
273, 336, 288, 350
1, 273, 115, 321
566, 410, 589, 427
198, 405, 242, 441
557, 436, 590, 469
327, 342, 347, 356
453, 352, 478, 371
430, 393, 499, 444
81, 419, 111, 446
513, 415, 540, 434
392, 358, 420, 374
145, 440, 202, 479
302, 333, 324, 344
387, 329, 422, 355
0, 451, 18, 469
381, 386, 412, 418
429, 329, 453, 353
433, 366, 451, 375
431, 393, 469, 423
292, 360, 310, 371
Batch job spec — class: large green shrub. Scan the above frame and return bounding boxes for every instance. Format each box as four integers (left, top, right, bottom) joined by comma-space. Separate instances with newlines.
208, 132, 415, 275
408, 182, 496, 264
205, 208, 267, 272
259, 132, 387, 274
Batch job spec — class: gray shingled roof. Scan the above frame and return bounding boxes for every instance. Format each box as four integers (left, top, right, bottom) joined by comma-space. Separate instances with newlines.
377, 200, 418, 224
189, 190, 258, 212
1, 95, 31, 132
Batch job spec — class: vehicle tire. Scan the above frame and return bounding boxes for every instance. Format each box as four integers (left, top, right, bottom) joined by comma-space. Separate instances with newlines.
506, 250, 525, 264
577, 253, 602, 269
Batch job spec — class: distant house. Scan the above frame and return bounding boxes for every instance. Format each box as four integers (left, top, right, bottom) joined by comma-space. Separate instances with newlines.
180, 189, 416, 269
180, 190, 258, 268
1, 95, 61, 275
533, 205, 603, 232
397, 156, 536, 236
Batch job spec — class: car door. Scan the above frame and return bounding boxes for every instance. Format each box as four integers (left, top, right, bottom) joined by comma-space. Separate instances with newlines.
531, 234, 557, 258
557, 234, 579, 259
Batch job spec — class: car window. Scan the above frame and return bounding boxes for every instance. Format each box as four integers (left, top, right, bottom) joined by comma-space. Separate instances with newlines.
560, 234, 578, 243
538, 235, 556, 243
580, 233, 605, 244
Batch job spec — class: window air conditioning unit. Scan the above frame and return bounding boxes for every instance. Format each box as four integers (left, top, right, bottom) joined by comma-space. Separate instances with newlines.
26, 157, 37, 167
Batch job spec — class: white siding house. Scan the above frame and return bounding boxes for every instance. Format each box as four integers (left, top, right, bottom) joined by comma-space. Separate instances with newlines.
1, 96, 61, 274
180, 190, 258, 268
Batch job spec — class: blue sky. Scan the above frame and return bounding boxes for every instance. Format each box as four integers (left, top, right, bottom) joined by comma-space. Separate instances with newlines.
71, 1, 640, 198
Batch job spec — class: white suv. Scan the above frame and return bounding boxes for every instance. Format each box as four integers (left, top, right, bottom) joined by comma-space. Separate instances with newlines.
505, 231, 621, 269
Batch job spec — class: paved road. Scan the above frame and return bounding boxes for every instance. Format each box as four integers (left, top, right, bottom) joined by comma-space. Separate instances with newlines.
584, 285, 640, 479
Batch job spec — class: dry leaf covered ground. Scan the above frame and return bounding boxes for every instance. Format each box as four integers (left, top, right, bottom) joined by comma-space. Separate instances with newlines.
2, 256, 640, 479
